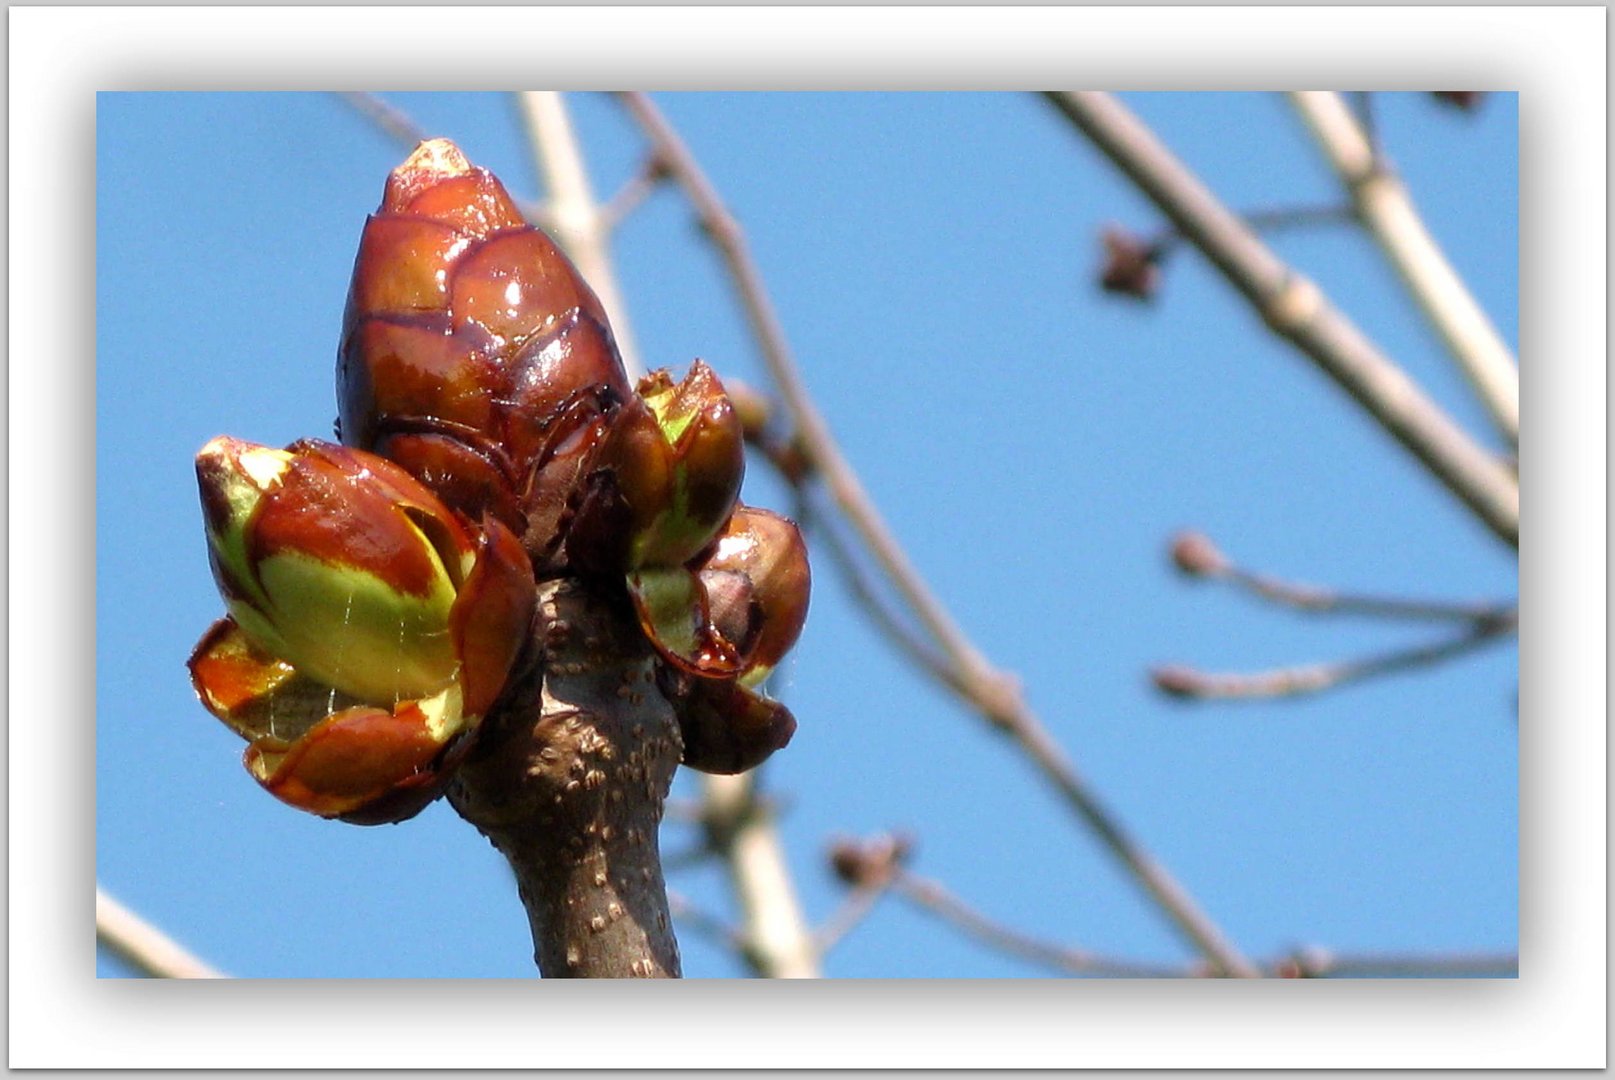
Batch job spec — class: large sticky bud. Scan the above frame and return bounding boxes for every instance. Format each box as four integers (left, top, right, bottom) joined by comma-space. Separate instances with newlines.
567, 361, 745, 575
337, 138, 631, 556
191, 436, 535, 822
628, 505, 810, 685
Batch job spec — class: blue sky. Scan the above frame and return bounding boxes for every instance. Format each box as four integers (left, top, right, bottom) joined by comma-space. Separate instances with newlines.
96, 91, 1518, 978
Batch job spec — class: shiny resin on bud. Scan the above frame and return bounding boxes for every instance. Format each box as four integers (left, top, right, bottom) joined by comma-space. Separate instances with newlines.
191, 435, 534, 822
628, 505, 810, 685
337, 138, 631, 562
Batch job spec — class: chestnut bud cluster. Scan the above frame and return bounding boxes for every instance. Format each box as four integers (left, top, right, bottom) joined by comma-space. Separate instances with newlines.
191, 139, 809, 821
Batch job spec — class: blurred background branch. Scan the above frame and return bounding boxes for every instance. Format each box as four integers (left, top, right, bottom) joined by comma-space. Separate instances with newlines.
618, 89, 1260, 978
1288, 91, 1519, 446
96, 886, 223, 979
1043, 91, 1519, 548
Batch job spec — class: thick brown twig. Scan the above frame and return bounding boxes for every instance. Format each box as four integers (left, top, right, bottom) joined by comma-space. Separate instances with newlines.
96, 886, 224, 979
1044, 91, 1519, 548
449, 579, 682, 978
618, 91, 1258, 977
518, 94, 816, 979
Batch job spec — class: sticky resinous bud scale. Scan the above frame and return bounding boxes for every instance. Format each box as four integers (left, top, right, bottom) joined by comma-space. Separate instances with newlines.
189, 436, 533, 822
190, 137, 812, 822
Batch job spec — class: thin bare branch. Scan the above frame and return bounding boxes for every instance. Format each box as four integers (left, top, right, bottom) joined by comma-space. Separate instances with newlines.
619, 90, 1259, 978
699, 773, 821, 978
813, 882, 893, 957
1044, 91, 1518, 548
892, 869, 1186, 978
666, 889, 748, 953
800, 487, 960, 689
614, 92, 1010, 695
96, 886, 224, 979
1156, 202, 1358, 259
517, 91, 644, 380
1169, 530, 1517, 626
1277, 946, 1517, 978
1289, 91, 1519, 446
1152, 615, 1517, 702
336, 91, 431, 149
600, 153, 670, 235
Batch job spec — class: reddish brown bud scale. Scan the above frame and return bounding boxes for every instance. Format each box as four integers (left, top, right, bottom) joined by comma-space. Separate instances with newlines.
249, 701, 446, 818
449, 514, 537, 718
697, 506, 811, 679
187, 617, 299, 721
658, 669, 797, 776
245, 440, 469, 599
339, 138, 631, 562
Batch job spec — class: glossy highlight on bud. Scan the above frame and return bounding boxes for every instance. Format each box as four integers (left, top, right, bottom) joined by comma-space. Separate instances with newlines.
190, 435, 535, 822
628, 505, 810, 686
337, 138, 632, 567
573, 361, 746, 575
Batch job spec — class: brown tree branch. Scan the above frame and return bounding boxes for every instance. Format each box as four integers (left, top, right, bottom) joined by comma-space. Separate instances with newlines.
449, 578, 682, 978
893, 868, 1190, 978
1044, 91, 1519, 548
619, 91, 1259, 977
825, 839, 1516, 979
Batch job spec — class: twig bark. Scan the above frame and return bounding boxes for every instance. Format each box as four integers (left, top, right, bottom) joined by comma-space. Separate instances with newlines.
520, 91, 818, 979
617, 91, 1259, 978
96, 886, 224, 979
1044, 91, 1519, 548
1288, 91, 1519, 446
449, 579, 682, 977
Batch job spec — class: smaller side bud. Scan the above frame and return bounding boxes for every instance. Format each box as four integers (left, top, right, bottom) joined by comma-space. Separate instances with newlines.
827, 833, 914, 889
1169, 530, 1228, 578
627, 505, 810, 684
1098, 225, 1161, 300
1150, 664, 1206, 699
581, 361, 746, 573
